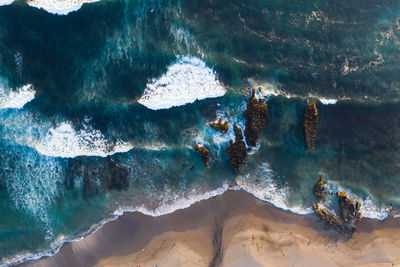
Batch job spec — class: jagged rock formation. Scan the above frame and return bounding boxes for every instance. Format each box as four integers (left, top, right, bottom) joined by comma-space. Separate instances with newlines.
193, 144, 210, 166
244, 88, 268, 147
303, 102, 318, 148
209, 118, 229, 134
312, 204, 344, 229
313, 190, 362, 232
227, 124, 247, 171
337, 192, 362, 225
313, 176, 327, 198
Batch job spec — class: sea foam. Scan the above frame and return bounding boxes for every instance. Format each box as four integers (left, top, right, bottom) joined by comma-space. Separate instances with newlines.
1, 183, 238, 267
138, 56, 225, 110
34, 120, 133, 158
0, 84, 35, 109
236, 162, 313, 215
0, 0, 13, 6
26, 0, 99, 15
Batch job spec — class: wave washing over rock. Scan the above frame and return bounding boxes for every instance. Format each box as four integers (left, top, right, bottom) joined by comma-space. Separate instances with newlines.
138, 56, 226, 110
0, 84, 35, 109
34, 120, 133, 158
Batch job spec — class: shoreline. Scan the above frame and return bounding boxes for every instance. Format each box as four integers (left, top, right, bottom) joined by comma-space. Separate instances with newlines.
18, 190, 400, 267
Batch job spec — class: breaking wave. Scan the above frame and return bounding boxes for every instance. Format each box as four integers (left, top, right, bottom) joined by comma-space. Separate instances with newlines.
0, 0, 13, 7
0, 0, 99, 14
138, 56, 225, 110
236, 162, 313, 215
1, 183, 238, 266
34, 120, 133, 158
26, 0, 100, 15
0, 84, 35, 109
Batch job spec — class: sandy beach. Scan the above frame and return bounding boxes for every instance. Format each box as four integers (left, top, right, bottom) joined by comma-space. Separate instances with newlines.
20, 190, 400, 267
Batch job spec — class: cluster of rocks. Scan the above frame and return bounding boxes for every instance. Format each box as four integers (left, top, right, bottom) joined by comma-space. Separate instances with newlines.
193, 144, 210, 166
303, 102, 318, 148
312, 177, 362, 232
209, 118, 229, 134
193, 88, 268, 171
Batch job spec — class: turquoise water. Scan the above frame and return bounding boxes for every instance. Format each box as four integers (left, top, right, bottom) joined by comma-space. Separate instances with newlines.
0, 0, 400, 264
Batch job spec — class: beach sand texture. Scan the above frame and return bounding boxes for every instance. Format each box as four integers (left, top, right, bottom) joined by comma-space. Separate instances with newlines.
21, 191, 400, 267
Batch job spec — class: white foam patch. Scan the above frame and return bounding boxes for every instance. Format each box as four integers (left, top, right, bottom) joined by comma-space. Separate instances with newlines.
236, 162, 312, 215
138, 56, 225, 110
5, 150, 65, 240
319, 98, 337, 105
34, 120, 133, 158
0, 0, 13, 6
27, 0, 100, 15
0, 84, 35, 109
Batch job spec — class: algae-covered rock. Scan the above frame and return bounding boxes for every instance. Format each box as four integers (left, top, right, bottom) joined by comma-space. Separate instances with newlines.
313, 190, 362, 232
313, 203, 344, 229
227, 124, 247, 171
313, 176, 327, 198
337, 192, 362, 227
209, 118, 229, 134
303, 101, 318, 148
193, 144, 210, 166
244, 88, 268, 147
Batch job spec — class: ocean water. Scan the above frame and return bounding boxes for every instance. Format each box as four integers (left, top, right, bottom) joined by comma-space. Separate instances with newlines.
1, 0, 400, 265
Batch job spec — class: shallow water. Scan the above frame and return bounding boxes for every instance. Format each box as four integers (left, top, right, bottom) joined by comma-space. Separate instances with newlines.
0, 0, 400, 264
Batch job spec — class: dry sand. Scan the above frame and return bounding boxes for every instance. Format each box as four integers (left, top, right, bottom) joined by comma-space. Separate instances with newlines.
21, 190, 400, 267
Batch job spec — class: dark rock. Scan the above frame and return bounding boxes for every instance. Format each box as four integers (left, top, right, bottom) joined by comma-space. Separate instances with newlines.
313, 176, 327, 198
193, 144, 210, 166
303, 101, 318, 148
227, 124, 247, 171
209, 118, 229, 134
312, 203, 344, 229
313, 190, 362, 232
337, 192, 362, 226
244, 88, 268, 147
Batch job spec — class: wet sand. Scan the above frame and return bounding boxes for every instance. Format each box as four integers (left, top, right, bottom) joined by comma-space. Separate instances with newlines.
20, 190, 400, 267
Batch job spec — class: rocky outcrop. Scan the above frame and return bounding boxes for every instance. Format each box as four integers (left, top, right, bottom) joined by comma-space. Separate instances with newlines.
313, 188, 362, 232
312, 204, 344, 229
227, 124, 247, 171
313, 176, 327, 198
193, 144, 210, 166
303, 102, 318, 148
244, 88, 268, 147
337, 192, 362, 225
209, 118, 229, 134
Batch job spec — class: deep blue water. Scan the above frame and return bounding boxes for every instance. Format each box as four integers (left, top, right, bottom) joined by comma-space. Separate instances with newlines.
1, 0, 400, 264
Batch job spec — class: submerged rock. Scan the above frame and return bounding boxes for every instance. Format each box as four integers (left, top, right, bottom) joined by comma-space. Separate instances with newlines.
244, 88, 268, 147
193, 144, 210, 166
313, 176, 327, 198
227, 124, 247, 171
303, 101, 318, 148
209, 118, 229, 134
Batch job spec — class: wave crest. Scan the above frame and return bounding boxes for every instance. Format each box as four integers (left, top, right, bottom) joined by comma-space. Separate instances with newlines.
26, 0, 100, 15
0, 84, 35, 109
35, 120, 133, 158
138, 56, 225, 110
